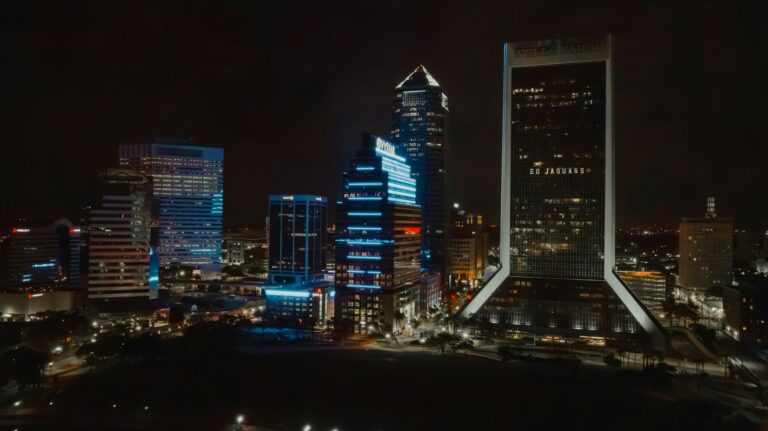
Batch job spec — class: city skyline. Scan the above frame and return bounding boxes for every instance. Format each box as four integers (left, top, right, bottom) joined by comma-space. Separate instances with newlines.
1, 3, 767, 430
2, 2, 767, 229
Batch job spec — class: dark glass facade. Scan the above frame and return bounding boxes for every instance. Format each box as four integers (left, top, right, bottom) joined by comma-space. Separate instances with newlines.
391, 66, 448, 274
267, 195, 327, 283
477, 38, 640, 337
510, 62, 606, 280
460, 37, 665, 349
0, 220, 81, 293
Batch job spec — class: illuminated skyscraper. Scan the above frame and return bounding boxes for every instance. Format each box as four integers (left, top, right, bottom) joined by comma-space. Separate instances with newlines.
459, 37, 665, 351
267, 195, 327, 284
335, 134, 421, 333
391, 65, 448, 275
679, 198, 733, 294
119, 138, 223, 280
88, 168, 158, 302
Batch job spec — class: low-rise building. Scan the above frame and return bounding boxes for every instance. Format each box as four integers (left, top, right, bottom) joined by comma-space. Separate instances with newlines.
723, 275, 768, 349
264, 280, 335, 326
616, 270, 670, 316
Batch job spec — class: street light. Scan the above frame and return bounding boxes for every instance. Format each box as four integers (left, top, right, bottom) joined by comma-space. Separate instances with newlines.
12, 400, 21, 427
303, 425, 312, 431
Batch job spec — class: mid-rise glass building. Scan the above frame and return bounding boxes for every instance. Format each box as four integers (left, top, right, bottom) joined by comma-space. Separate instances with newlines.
459, 37, 665, 350
267, 195, 327, 284
391, 65, 448, 275
679, 198, 733, 295
88, 168, 158, 302
0, 219, 81, 293
334, 134, 422, 333
119, 138, 224, 280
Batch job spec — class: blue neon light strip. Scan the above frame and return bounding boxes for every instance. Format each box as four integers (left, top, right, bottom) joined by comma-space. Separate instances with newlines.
389, 197, 416, 205
348, 226, 381, 231
348, 182, 383, 187
32, 263, 56, 268
347, 284, 381, 290
348, 212, 382, 217
381, 160, 413, 174
381, 160, 411, 174
356, 166, 375, 171
388, 182, 416, 192
375, 148, 406, 162
387, 175, 416, 186
347, 255, 381, 260
348, 196, 382, 201
388, 189, 416, 198
347, 240, 384, 246
264, 289, 311, 298
348, 269, 366, 274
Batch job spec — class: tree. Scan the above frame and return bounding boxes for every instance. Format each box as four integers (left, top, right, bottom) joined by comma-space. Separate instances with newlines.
333, 318, 355, 343
497, 344, 515, 362
24, 311, 91, 351
394, 310, 406, 333
616, 349, 627, 368
1, 346, 50, 393
604, 353, 621, 368
477, 316, 493, 336
76, 333, 126, 367
429, 332, 459, 355
452, 339, 474, 355
168, 305, 186, 325
122, 333, 163, 363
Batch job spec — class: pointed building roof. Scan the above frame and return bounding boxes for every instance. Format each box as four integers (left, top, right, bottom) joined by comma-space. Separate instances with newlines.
396, 65, 441, 89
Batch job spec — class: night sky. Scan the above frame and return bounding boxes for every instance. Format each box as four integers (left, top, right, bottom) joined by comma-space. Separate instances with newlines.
1, 1, 766, 229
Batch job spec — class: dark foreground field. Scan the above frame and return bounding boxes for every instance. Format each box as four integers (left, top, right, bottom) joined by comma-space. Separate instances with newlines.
48, 347, 760, 431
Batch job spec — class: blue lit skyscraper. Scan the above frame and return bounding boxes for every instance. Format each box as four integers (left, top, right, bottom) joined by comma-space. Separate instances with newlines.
335, 134, 422, 333
267, 195, 327, 284
391, 65, 449, 275
119, 138, 224, 280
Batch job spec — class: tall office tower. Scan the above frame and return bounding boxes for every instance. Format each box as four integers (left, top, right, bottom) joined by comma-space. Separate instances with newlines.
459, 37, 665, 351
448, 203, 488, 288
335, 134, 422, 333
391, 65, 448, 275
0, 219, 80, 293
119, 138, 223, 280
267, 195, 328, 284
679, 198, 733, 294
88, 168, 158, 303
